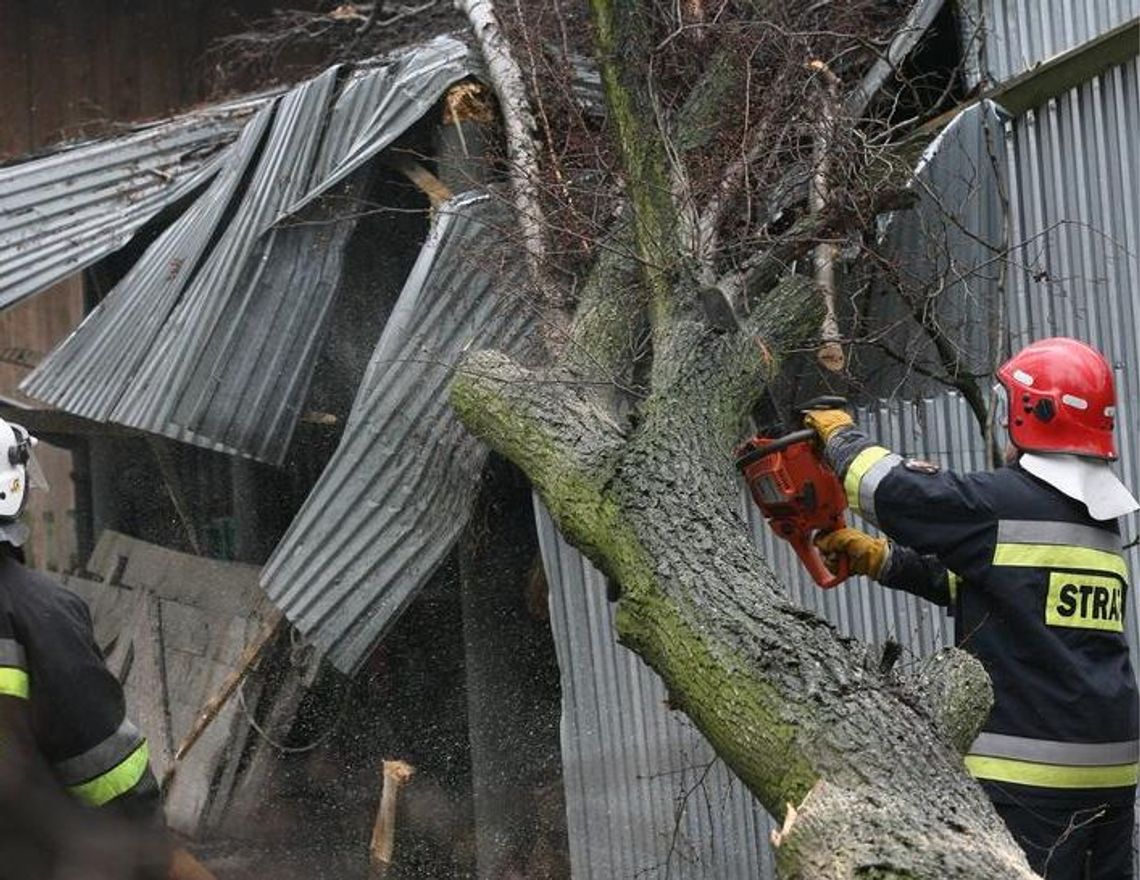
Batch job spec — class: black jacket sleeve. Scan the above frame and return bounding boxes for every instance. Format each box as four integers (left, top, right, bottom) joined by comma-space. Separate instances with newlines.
823, 427, 998, 584
879, 543, 953, 606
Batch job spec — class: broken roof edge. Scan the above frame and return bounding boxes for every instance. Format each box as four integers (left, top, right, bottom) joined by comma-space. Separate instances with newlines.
278, 33, 482, 221
0, 90, 276, 171
912, 16, 1140, 138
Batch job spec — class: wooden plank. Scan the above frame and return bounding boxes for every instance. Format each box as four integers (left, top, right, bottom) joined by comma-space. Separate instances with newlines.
127, 590, 176, 779
0, 0, 33, 157
136, 0, 178, 120
209, 654, 308, 829
167, 609, 283, 772
370, 761, 416, 879
26, 0, 69, 148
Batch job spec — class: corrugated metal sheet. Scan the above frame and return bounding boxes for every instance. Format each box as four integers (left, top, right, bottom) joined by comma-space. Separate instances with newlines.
22, 36, 478, 464
1001, 53, 1140, 623
539, 501, 776, 880
870, 99, 1007, 389
974, 0, 1139, 85
262, 191, 537, 674
0, 95, 263, 310
543, 389, 1140, 878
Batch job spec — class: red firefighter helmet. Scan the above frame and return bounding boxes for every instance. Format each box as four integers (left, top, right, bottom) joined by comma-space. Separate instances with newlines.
995, 337, 1117, 460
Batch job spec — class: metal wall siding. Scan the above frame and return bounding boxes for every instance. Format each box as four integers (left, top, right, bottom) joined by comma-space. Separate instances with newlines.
262, 193, 537, 673
979, 0, 1139, 84
22, 37, 477, 464
289, 36, 478, 214
1001, 54, 1140, 648
0, 100, 259, 309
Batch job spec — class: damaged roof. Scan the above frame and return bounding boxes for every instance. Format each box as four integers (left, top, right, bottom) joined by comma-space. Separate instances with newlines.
262, 191, 537, 674
22, 35, 479, 464
0, 94, 265, 310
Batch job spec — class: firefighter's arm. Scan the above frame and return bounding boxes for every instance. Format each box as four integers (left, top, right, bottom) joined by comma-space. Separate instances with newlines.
815, 528, 953, 606
0, 696, 169, 879
804, 412, 997, 579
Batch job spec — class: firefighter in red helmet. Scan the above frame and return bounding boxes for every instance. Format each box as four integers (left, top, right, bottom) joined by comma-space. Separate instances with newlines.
805, 338, 1139, 879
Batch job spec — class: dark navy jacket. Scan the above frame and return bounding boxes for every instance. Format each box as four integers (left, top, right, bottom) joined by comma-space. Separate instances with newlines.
826, 428, 1139, 807
0, 552, 160, 820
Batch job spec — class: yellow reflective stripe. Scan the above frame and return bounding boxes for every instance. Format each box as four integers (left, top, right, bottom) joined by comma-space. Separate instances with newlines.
66, 741, 149, 807
0, 667, 29, 700
965, 754, 1139, 789
947, 571, 962, 601
844, 446, 892, 513
992, 543, 1128, 580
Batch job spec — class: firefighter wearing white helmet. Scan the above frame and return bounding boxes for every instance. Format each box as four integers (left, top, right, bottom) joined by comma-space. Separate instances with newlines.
0, 418, 170, 878
0, 418, 47, 548
804, 338, 1138, 879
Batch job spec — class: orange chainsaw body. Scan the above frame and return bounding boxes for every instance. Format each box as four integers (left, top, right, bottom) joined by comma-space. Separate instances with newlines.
735, 428, 849, 588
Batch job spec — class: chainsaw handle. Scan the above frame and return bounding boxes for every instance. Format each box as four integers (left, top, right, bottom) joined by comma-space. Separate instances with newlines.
735, 429, 817, 469
789, 528, 849, 589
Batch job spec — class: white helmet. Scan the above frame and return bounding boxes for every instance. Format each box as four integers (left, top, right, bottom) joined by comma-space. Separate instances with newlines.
0, 419, 46, 545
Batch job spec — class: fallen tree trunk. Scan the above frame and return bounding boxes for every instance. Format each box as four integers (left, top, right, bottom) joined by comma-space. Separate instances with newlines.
452, 277, 1032, 878
450, 0, 1039, 875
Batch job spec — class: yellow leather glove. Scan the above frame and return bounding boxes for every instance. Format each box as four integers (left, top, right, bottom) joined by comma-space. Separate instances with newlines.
815, 528, 889, 579
803, 408, 854, 441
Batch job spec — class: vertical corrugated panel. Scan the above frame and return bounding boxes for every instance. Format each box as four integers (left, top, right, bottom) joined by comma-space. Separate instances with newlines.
1001, 56, 1140, 659
262, 193, 537, 674
538, 501, 777, 880
978, 0, 1139, 85
870, 100, 1007, 392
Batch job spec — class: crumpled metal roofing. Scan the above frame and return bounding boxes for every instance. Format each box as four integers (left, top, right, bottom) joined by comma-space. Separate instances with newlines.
262, 191, 537, 673
870, 99, 1007, 388
22, 35, 478, 464
0, 95, 264, 310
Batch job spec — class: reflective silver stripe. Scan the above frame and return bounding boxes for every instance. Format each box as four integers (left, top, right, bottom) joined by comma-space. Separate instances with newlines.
996, 520, 1123, 554
53, 718, 144, 786
970, 732, 1139, 766
858, 452, 903, 526
0, 638, 26, 668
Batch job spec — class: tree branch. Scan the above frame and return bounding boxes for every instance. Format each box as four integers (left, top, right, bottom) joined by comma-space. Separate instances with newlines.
560, 219, 646, 398
743, 186, 918, 302
590, 0, 683, 339
456, 0, 549, 288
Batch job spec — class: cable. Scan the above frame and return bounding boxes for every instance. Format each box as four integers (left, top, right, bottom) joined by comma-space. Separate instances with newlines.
235, 675, 350, 754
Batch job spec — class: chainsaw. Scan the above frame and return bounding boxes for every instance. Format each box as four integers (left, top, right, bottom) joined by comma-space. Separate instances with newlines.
734, 396, 850, 588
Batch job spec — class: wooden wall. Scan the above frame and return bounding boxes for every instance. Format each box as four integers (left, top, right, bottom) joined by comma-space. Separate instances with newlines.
0, 0, 323, 570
